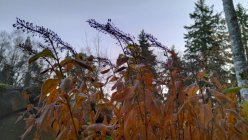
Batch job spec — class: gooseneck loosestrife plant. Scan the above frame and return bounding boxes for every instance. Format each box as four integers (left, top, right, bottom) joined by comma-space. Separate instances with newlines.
13, 18, 248, 140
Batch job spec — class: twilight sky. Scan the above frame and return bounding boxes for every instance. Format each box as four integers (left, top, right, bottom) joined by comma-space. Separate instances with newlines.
0, 0, 247, 60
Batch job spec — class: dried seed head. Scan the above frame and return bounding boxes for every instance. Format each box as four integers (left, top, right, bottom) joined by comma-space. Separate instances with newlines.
60, 78, 72, 93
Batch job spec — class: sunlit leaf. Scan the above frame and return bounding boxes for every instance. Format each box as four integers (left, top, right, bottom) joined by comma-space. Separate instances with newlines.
41, 79, 59, 100
185, 84, 199, 96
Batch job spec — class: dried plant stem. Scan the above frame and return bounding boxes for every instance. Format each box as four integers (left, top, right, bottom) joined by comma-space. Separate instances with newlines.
141, 78, 148, 140
65, 97, 80, 140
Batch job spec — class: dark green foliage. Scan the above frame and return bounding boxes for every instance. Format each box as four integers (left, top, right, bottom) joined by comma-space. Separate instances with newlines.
138, 30, 157, 77
183, 0, 233, 84
23, 37, 47, 88
0, 31, 46, 87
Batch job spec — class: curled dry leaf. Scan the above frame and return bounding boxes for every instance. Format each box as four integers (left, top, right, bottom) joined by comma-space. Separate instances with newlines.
73, 59, 93, 71
111, 80, 124, 91
86, 124, 107, 131
184, 84, 199, 96
109, 76, 119, 82
111, 86, 135, 102
116, 56, 128, 67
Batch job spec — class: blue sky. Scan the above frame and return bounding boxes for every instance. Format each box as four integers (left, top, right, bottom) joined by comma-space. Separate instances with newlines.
0, 0, 247, 60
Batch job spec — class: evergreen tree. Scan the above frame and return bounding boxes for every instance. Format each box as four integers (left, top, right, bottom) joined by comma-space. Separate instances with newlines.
183, 0, 232, 83
0, 31, 25, 86
236, 3, 248, 60
138, 30, 157, 77
0, 32, 46, 87
23, 37, 45, 87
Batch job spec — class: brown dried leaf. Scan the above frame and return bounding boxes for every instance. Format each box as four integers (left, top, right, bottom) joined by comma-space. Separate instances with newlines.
27, 104, 34, 111
73, 59, 93, 71
86, 124, 107, 131
60, 58, 74, 68
109, 76, 119, 82
197, 71, 206, 79
143, 72, 153, 89
101, 68, 110, 74
111, 87, 135, 102
185, 84, 199, 96
41, 79, 59, 100
111, 80, 124, 91
116, 56, 128, 67
209, 89, 235, 106
72, 117, 80, 131
199, 102, 213, 129
114, 66, 127, 73
52, 121, 60, 135
55, 127, 68, 140
93, 82, 104, 88
124, 109, 136, 139
21, 90, 29, 101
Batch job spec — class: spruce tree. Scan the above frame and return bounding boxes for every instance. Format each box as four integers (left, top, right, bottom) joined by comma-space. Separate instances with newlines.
183, 0, 231, 83
22, 37, 45, 87
138, 30, 157, 77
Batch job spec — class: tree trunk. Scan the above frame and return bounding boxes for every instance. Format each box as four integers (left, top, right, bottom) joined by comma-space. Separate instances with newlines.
222, 0, 248, 101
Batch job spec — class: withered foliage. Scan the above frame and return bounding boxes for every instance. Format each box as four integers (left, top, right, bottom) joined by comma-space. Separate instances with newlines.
14, 19, 248, 140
